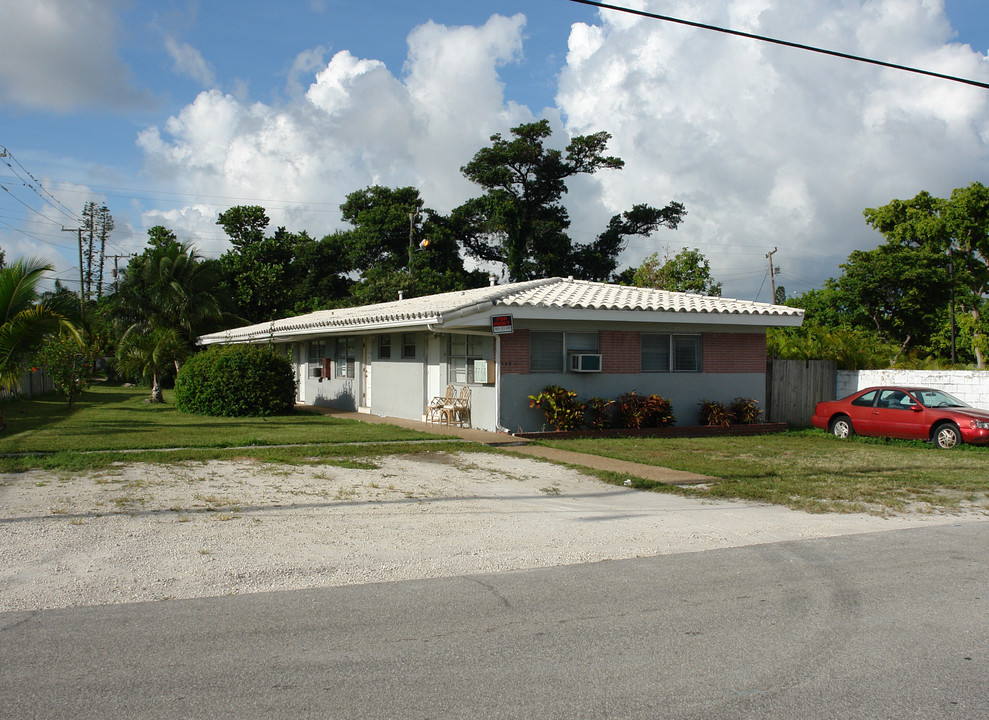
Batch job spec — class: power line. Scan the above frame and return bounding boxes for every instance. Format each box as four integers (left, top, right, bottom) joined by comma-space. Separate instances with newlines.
566, 0, 989, 90
0, 145, 79, 222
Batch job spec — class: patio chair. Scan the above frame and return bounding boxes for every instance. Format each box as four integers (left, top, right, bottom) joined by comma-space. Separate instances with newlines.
442, 385, 472, 428
425, 385, 455, 424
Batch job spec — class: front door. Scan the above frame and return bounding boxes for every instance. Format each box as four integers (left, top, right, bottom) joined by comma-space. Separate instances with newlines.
360, 339, 371, 409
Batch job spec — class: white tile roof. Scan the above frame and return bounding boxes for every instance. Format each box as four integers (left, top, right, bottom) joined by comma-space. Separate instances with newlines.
198, 277, 803, 344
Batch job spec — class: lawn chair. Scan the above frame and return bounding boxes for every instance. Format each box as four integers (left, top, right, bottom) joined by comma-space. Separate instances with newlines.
442, 385, 471, 428
425, 385, 455, 424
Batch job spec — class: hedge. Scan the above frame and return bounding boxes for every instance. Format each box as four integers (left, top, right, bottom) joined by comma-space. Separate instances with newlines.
175, 345, 295, 417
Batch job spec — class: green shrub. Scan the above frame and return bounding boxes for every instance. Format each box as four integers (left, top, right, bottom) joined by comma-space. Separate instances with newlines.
730, 396, 762, 424
175, 345, 295, 417
528, 385, 585, 431
699, 399, 733, 426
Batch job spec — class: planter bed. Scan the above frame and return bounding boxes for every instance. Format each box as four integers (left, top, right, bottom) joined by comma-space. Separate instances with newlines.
514, 422, 787, 441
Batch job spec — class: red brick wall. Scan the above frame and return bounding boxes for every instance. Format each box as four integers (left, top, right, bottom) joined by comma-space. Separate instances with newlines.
499, 330, 530, 375
703, 333, 766, 373
500, 329, 766, 375
601, 330, 640, 373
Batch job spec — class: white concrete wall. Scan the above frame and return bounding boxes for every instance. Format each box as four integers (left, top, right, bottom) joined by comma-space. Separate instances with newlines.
837, 370, 989, 408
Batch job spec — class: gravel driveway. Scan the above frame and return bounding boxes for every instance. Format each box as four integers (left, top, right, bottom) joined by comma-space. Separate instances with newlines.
0, 451, 979, 612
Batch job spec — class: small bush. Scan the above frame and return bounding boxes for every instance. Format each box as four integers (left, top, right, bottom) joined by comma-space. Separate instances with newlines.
175, 345, 296, 417
528, 385, 585, 431
730, 396, 762, 424
699, 399, 733, 426
585, 397, 615, 430
616, 392, 675, 429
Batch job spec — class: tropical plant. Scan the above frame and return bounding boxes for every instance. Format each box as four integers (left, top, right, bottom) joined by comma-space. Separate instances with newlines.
0, 259, 78, 429
699, 399, 733, 427
115, 327, 185, 403
729, 397, 762, 424
616, 391, 676, 429
528, 385, 585, 431
585, 397, 615, 430
112, 231, 230, 402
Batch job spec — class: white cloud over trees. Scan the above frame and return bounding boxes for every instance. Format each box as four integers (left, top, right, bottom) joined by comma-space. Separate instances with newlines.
130, 1, 989, 296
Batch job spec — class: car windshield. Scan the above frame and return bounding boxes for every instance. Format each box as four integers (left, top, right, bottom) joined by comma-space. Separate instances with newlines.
911, 389, 969, 408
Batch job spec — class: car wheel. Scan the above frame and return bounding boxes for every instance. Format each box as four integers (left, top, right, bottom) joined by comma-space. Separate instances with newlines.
933, 423, 962, 449
830, 416, 854, 439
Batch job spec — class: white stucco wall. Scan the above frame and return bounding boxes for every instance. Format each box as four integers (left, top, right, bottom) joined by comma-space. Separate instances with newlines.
837, 370, 989, 408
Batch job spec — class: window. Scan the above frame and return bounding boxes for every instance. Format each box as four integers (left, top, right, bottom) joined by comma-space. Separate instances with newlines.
449, 335, 493, 384
673, 335, 701, 372
335, 337, 356, 378
529, 331, 600, 373
378, 335, 391, 359
851, 390, 878, 407
641, 333, 702, 372
402, 333, 417, 359
308, 340, 327, 378
641, 334, 671, 372
530, 331, 564, 373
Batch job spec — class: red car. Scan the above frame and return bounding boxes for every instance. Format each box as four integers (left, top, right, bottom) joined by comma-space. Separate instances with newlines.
811, 386, 989, 449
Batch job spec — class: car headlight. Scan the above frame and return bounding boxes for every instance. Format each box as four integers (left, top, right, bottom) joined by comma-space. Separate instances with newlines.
969, 420, 989, 430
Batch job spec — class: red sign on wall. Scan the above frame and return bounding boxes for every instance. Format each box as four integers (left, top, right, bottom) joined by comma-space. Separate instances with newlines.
490, 314, 514, 334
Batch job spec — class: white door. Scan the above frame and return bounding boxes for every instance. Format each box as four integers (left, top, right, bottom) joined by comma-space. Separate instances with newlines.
360, 339, 371, 409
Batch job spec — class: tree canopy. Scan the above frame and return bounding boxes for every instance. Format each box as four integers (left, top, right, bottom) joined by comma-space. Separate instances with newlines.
628, 247, 722, 296
456, 120, 686, 282
864, 182, 989, 367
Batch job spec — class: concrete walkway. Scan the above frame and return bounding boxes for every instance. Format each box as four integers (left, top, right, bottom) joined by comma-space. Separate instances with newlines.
308, 406, 713, 486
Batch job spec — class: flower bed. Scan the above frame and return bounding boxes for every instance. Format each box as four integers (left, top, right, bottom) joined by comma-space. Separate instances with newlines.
514, 422, 787, 440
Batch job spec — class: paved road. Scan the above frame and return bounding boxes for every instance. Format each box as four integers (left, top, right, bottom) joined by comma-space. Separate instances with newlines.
2, 522, 987, 719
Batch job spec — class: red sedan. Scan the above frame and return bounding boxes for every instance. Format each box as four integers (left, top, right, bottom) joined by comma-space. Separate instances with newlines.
811, 386, 989, 449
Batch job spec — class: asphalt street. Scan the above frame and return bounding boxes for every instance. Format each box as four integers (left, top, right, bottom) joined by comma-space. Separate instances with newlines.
1, 522, 987, 719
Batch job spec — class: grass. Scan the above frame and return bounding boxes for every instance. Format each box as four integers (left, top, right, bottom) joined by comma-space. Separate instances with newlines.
0, 384, 444, 455
536, 430, 989, 514
4, 385, 988, 515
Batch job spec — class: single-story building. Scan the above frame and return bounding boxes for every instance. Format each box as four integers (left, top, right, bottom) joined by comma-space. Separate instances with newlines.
197, 277, 804, 432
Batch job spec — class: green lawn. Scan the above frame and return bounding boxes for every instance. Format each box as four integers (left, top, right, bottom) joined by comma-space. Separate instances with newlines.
0, 384, 441, 457
536, 432, 989, 514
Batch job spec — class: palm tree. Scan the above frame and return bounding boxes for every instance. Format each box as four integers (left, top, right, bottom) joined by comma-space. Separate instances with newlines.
111, 238, 228, 402
0, 259, 77, 429
115, 327, 184, 403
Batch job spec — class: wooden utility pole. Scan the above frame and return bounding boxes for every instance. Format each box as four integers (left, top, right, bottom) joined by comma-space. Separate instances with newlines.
766, 247, 778, 302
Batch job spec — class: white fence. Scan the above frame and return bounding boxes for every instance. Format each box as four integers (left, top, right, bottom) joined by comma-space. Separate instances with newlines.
837, 370, 989, 408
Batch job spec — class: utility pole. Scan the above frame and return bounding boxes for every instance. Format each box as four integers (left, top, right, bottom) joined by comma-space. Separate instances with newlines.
61, 226, 84, 315
109, 253, 133, 294
766, 247, 778, 302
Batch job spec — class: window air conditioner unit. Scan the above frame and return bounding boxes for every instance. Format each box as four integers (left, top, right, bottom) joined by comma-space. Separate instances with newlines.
569, 353, 602, 373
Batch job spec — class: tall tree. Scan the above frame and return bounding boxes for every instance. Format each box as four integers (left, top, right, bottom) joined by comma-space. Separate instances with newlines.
456, 120, 686, 282
340, 186, 487, 304
630, 247, 723, 296
0, 259, 78, 428
80, 202, 114, 301
864, 182, 989, 367
113, 231, 228, 401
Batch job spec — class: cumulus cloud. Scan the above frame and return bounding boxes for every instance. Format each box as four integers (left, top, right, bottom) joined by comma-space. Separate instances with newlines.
137, 14, 532, 257
164, 35, 216, 88
134, 2, 989, 298
556, 0, 989, 297
0, 0, 150, 112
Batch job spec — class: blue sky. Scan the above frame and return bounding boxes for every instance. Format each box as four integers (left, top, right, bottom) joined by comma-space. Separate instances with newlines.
1, 0, 987, 300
